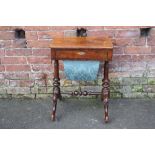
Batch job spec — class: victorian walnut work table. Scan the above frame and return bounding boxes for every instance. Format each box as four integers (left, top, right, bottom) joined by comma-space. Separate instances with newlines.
50, 37, 113, 123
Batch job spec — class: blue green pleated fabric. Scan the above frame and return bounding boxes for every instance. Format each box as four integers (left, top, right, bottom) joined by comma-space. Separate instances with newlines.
64, 61, 99, 81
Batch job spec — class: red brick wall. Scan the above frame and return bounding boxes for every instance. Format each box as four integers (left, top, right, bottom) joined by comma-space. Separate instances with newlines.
0, 26, 155, 98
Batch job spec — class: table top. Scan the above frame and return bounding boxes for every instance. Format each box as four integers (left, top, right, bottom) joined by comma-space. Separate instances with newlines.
50, 37, 113, 49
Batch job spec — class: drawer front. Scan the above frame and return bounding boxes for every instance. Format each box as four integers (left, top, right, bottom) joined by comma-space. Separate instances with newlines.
52, 49, 112, 61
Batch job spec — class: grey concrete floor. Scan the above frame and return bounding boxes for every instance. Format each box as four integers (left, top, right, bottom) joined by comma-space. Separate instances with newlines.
0, 98, 155, 129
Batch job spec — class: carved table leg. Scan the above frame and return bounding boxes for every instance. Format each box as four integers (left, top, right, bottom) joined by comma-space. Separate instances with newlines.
51, 60, 61, 121
102, 61, 110, 123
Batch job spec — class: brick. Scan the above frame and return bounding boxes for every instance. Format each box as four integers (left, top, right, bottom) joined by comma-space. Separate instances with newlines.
7, 87, 30, 94
0, 79, 9, 87
115, 30, 140, 38
0, 49, 5, 56
151, 46, 155, 53
5, 49, 32, 56
110, 85, 122, 93
1, 57, 27, 64
148, 78, 155, 84
5, 65, 31, 72
80, 86, 101, 92
9, 80, 19, 87
113, 46, 124, 54
147, 62, 155, 70
29, 73, 53, 80
61, 86, 79, 93
104, 26, 140, 30
122, 77, 147, 85
113, 37, 146, 46
64, 30, 76, 37
0, 65, 5, 72
24, 26, 50, 31
110, 78, 121, 85
47, 87, 53, 93
110, 62, 146, 72
51, 26, 104, 31
36, 94, 52, 98
70, 80, 80, 86
0, 94, 12, 99
127, 62, 146, 71
85, 26, 104, 30
32, 64, 53, 72
0, 40, 12, 48
121, 85, 132, 94
0, 31, 15, 40
0, 88, 7, 94
35, 79, 52, 86
113, 38, 134, 46
109, 72, 130, 78
60, 79, 72, 87
0, 73, 5, 79
143, 85, 155, 93
117, 62, 131, 71
30, 73, 46, 80
131, 85, 143, 92
149, 28, 155, 36
9, 80, 34, 87
123, 92, 147, 98
87, 30, 114, 38
147, 69, 155, 77
129, 70, 147, 77
79, 81, 97, 86
27, 57, 51, 64
32, 48, 51, 56
110, 93, 122, 98
125, 46, 151, 54
38, 31, 64, 39
25, 31, 38, 40
109, 62, 122, 72
0, 26, 13, 31
59, 61, 64, 71
50, 26, 75, 30
131, 55, 145, 61
133, 37, 146, 46
12, 94, 35, 99
12, 39, 27, 48
31, 86, 38, 94
144, 55, 155, 61
148, 36, 155, 46
5, 73, 29, 80
147, 93, 155, 98
38, 87, 47, 93
26, 40, 51, 48
112, 55, 132, 62
11, 26, 25, 30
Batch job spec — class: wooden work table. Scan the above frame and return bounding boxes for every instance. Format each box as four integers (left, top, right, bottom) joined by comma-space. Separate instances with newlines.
50, 37, 113, 123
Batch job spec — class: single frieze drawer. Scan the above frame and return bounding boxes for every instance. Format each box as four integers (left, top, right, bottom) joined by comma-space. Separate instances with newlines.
51, 49, 112, 61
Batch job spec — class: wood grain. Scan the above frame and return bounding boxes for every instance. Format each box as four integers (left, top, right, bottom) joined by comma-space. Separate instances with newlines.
50, 37, 113, 49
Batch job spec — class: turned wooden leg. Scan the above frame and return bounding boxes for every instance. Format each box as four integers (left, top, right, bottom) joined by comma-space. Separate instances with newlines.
102, 61, 110, 123
51, 60, 61, 121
